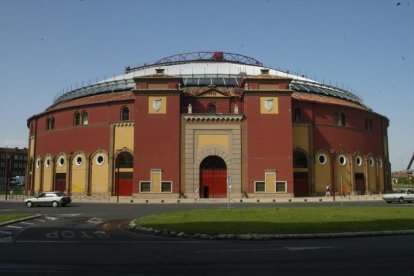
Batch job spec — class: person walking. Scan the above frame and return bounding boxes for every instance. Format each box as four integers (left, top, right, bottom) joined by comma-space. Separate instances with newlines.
325, 184, 331, 197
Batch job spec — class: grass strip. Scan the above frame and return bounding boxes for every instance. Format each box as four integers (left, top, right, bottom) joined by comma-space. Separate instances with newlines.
0, 214, 32, 223
135, 207, 414, 235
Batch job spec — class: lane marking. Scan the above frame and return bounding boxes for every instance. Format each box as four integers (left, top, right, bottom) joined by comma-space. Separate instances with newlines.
20, 222, 34, 225
58, 214, 81, 217
194, 246, 335, 254
87, 217, 104, 224
286, 246, 334, 251
6, 225, 23, 229
34, 219, 46, 222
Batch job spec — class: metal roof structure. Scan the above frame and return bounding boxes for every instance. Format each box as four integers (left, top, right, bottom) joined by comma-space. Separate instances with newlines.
51, 51, 365, 109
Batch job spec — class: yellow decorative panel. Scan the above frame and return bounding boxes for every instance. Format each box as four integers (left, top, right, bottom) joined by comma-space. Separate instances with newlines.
293, 125, 309, 152
353, 156, 365, 173
71, 157, 86, 193
151, 170, 162, 193
34, 164, 41, 193
91, 153, 109, 193
148, 96, 166, 114
43, 165, 52, 191
336, 157, 351, 194
315, 152, 331, 194
379, 163, 384, 192
114, 125, 134, 151
367, 162, 376, 193
198, 134, 229, 150
265, 171, 276, 193
55, 155, 66, 173
260, 97, 279, 114
29, 138, 35, 157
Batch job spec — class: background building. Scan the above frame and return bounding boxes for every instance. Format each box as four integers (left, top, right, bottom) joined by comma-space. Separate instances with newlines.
0, 147, 27, 189
26, 52, 391, 198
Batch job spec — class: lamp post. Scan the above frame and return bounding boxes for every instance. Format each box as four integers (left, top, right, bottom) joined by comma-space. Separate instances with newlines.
116, 154, 120, 204
330, 149, 336, 202
5, 155, 11, 201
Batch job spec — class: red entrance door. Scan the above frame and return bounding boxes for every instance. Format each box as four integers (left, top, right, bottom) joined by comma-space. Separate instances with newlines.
294, 172, 309, 197
55, 173, 66, 192
115, 172, 133, 196
200, 169, 227, 198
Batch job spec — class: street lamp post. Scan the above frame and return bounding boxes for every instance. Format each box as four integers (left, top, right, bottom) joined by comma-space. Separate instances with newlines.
116, 154, 120, 204
5, 155, 11, 201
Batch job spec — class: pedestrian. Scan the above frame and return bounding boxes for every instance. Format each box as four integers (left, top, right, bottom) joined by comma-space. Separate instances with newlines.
194, 187, 199, 201
325, 184, 330, 197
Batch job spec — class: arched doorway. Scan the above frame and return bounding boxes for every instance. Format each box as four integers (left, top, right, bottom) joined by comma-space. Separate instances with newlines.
115, 152, 133, 196
293, 150, 309, 197
199, 156, 227, 198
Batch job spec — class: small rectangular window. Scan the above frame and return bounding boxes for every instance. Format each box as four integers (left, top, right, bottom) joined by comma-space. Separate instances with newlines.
276, 181, 287, 193
140, 181, 151, 192
161, 181, 172, 193
255, 181, 265, 192
365, 118, 373, 131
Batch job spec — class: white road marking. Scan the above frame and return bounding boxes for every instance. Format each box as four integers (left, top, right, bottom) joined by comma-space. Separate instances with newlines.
44, 216, 58, 221
20, 222, 34, 225
6, 225, 23, 229
34, 219, 46, 222
194, 246, 335, 254
87, 217, 104, 224
285, 246, 334, 251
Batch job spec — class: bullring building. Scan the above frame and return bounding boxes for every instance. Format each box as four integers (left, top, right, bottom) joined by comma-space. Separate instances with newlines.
26, 52, 391, 199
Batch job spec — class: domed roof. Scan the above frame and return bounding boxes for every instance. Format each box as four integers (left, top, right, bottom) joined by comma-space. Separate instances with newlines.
50, 51, 365, 109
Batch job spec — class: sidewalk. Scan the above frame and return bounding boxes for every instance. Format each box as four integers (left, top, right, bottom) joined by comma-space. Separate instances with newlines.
1, 194, 384, 204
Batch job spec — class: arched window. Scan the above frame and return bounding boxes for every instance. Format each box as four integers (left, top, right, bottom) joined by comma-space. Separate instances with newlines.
117, 152, 133, 168
293, 151, 308, 168
340, 113, 346, 126
74, 112, 81, 126
46, 117, 54, 131
121, 106, 129, 121
81, 111, 88, 125
207, 103, 217, 113
294, 108, 302, 123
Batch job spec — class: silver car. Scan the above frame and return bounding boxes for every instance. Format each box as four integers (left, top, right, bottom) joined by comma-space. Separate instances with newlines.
382, 188, 414, 203
24, 191, 72, 208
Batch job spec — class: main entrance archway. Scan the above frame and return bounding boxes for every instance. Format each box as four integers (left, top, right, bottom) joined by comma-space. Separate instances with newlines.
199, 156, 227, 198
293, 150, 309, 197
115, 152, 133, 196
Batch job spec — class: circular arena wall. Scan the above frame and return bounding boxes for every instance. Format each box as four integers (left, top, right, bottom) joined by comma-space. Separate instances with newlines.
26, 52, 390, 198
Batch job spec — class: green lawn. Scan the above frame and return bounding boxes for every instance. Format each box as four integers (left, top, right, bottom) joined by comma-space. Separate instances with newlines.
135, 207, 414, 235
0, 214, 32, 223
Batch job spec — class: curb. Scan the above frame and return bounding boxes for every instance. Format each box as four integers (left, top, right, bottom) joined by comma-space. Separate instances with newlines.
0, 214, 42, 227
128, 221, 414, 240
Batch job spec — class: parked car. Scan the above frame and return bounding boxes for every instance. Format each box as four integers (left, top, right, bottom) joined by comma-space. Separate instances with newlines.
382, 188, 414, 203
24, 191, 71, 208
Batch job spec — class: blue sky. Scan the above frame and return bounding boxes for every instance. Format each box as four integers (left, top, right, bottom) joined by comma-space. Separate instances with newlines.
0, 0, 413, 171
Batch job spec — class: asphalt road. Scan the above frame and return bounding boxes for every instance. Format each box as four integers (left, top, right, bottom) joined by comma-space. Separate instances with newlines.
0, 201, 413, 275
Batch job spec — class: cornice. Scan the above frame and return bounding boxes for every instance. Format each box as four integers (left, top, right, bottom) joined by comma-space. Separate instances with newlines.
183, 114, 244, 122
